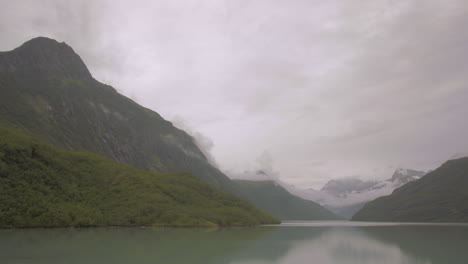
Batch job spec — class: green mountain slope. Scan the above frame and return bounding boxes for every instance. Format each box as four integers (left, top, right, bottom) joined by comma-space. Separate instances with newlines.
0, 126, 279, 227
352, 157, 468, 222
0, 37, 236, 193
234, 180, 340, 220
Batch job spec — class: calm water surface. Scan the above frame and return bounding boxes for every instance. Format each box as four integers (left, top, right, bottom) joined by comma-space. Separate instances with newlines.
1, 221, 468, 264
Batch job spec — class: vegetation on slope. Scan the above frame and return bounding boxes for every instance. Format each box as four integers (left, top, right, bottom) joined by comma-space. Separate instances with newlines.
0, 126, 279, 227
234, 180, 340, 220
352, 157, 468, 222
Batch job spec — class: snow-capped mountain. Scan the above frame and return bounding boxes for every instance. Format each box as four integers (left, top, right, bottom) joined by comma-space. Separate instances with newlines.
390, 168, 425, 185
282, 168, 426, 218
320, 178, 378, 198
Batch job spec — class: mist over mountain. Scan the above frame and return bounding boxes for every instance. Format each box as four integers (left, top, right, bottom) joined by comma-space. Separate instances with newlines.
450, 152, 468, 160
320, 178, 378, 198
230, 170, 274, 181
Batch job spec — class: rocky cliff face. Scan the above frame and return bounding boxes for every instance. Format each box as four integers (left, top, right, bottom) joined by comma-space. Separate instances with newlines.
0, 37, 92, 80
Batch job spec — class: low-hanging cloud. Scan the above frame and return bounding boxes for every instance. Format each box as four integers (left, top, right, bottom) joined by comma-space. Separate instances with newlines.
171, 116, 219, 168
227, 151, 280, 181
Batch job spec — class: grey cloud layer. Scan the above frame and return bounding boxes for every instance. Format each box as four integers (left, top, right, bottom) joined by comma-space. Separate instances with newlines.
1, 0, 467, 188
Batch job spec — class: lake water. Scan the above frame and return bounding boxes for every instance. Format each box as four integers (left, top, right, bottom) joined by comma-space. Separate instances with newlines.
1, 221, 468, 264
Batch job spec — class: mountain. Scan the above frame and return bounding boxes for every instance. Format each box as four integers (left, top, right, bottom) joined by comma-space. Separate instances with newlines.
233, 180, 340, 220
0, 37, 239, 194
390, 168, 426, 185
0, 126, 279, 227
321, 178, 378, 198
320, 169, 425, 200
352, 157, 468, 222
284, 168, 426, 219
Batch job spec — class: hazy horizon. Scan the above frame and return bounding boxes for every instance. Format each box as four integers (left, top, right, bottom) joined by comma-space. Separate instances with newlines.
1, 0, 468, 188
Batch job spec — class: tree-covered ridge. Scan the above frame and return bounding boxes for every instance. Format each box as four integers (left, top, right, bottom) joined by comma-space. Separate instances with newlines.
352, 157, 468, 222
234, 180, 340, 220
0, 126, 279, 227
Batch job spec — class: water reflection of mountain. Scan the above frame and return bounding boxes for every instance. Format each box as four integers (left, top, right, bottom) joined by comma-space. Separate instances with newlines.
359, 225, 468, 264
234, 227, 425, 264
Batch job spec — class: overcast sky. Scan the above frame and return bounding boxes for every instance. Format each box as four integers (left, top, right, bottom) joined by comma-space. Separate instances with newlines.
1, 0, 468, 188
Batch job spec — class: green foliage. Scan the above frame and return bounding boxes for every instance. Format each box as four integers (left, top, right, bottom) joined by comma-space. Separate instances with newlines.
0, 126, 279, 227
234, 180, 340, 220
352, 158, 468, 222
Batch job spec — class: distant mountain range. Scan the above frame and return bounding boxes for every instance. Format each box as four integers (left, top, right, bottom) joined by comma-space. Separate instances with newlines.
353, 157, 468, 222
237, 159, 468, 222
281, 168, 426, 218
